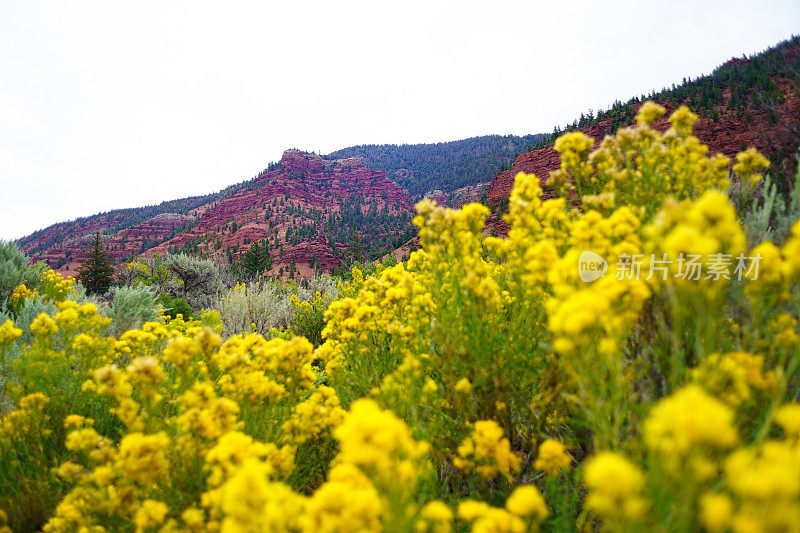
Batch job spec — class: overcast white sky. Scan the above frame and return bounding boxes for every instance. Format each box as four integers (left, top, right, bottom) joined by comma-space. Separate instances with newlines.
1, 1, 798, 240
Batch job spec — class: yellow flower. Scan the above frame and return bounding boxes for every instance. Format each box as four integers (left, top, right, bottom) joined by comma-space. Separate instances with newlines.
92, 364, 132, 400
457, 500, 491, 522
30, 312, 58, 337
134, 500, 168, 533
668, 105, 698, 136
505, 485, 548, 521
282, 385, 346, 444
725, 440, 800, 500
181, 508, 205, 529
454, 420, 520, 481
554, 131, 593, 159
636, 101, 666, 126
583, 452, 648, 522
774, 403, 800, 438
733, 147, 770, 186
457, 501, 525, 533
64, 415, 92, 430
126, 356, 166, 388
0, 319, 22, 346
699, 493, 733, 533
415, 501, 453, 533
304, 463, 383, 533
163, 337, 202, 369
644, 385, 738, 457
65, 428, 103, 453
454, 377, 472, 393
205, 431, 293, 488
334, 399, 429, 489
534, 439, 572, 476
18, 391, 49, 410
217, 459, 306, 533
116, 432, 170, 486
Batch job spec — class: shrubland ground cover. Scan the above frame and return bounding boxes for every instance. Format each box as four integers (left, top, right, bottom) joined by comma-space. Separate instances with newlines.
1, 102, 800, 532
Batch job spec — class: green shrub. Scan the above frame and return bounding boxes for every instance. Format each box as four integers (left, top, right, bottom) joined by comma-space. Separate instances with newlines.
157, 293, 193, 320
167, 253, 224, 310
214, 279, 294, 337
107, 285, 159, 336
14, 298, 59, 346
0, 242, 46, 312
290, 275, 338, 345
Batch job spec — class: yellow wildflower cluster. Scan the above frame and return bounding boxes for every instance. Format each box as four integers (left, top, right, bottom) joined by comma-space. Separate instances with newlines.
0, 320, 22, 347
39, 269, 75, 302
9, 270, 75, 313
644, 385, 738, 481
692, 351, 778, 406
457, 485, 548, 533
2, 101, 799, 533
548, 103, 731, 213
583, 452, 649, 524
454, 420, 520, 481
533, 439, 572, 476
282, 385, 346, 444
9, 283, 38, 312
699, 404, 800, 533
643, 189, 747, 296
334, 398, 430, 489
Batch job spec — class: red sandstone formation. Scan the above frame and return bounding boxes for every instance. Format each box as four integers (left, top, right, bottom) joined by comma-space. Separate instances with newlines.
487, 75, 800, 224
423, 182, 490, 209
20, 150, 415, 278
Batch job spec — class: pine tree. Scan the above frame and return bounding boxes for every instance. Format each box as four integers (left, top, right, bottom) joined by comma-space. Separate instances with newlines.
240, 241, 271, 278
77, 233, 114, 295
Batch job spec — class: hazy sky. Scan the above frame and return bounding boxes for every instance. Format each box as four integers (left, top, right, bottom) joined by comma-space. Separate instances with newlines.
1, 1, 798, 240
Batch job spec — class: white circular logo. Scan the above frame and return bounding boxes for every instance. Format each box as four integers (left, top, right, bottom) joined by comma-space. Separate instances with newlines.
578, 251, 608, 283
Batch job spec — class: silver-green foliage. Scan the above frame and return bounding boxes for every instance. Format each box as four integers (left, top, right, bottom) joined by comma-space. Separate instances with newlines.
214, 278, 294, 337
213, 274, 338, 339
0, 242, 46, 309
743, 160, 800, 247
15, 298, 59, 346
167, 253, 224, 310
107, 285, 159, 336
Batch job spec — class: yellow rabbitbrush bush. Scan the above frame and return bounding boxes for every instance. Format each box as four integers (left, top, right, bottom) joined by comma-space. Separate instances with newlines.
2, 102, 800, 532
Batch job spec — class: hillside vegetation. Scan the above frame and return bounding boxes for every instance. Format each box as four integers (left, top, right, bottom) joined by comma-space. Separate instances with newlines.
2, 101, 800, 532
530, 35, 800, 161
326, 134, 547, 197
15, 166, 280, 258
486, 35, 800, 220
17, 153, 415, 279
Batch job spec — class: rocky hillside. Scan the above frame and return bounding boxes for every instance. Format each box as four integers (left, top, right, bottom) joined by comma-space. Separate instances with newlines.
487, 36, 800, 231
19, 150, 416, 278
16, 177, 264, 262
326, 134, 547, 200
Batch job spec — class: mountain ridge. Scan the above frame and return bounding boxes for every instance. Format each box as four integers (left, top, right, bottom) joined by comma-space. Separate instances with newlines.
486, 35, 800, 233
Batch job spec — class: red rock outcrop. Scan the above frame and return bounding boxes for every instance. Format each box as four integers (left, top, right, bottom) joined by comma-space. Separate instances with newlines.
24, 213, 197, 276
487, 75, 800, 220
423, 181, 491, 209
142, 150, 414, 276
19, 150, 416, 279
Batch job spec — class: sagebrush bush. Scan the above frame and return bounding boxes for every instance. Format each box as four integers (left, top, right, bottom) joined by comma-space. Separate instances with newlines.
214, 278, 296, 337
14, 298, 59, 346
212, 275, 339, 341
107, 285, 159, 336
0, 242, 45, 312
743, 162, 800, 246
167, 253, 225, 310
